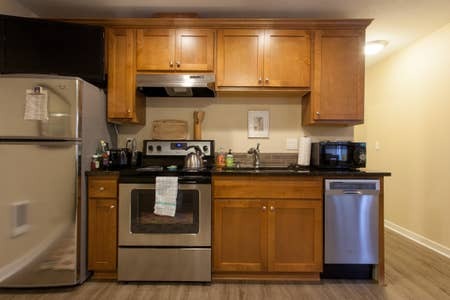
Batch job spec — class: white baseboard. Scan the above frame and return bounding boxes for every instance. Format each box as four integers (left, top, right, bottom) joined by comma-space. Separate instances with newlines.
385, 220, 450, 259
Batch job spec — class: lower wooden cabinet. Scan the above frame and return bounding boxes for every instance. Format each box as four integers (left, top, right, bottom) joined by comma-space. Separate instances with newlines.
267, 199, 322, 273
212, 176, 323, 281
87, 175, 118, 279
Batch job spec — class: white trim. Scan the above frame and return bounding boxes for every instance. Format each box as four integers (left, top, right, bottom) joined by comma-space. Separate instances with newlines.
0, 225, 67, 283
385, 220, 450, 259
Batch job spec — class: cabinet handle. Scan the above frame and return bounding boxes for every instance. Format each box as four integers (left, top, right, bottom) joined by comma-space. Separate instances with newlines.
316, 111, 320, 116
262, 206, 267, 211
99, 186, 105, 191
110, 205, 115, 209
270, 206, 275, 211
258, 77, 262, 83
176, 61, 180, 68
127, 108, 132, 113
169, 61, 174, 67
265, 78, 269, 83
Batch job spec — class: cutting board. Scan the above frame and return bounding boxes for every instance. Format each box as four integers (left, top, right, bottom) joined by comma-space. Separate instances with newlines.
152, 120, 188, 140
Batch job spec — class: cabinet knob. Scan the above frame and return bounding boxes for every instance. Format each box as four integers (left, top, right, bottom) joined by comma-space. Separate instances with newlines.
258, 77, 262, 83
265, 78, 269, 83
169, 61, 174, 67
262, 206, 267, 211
316, 111, 320, 116
270, 206, 275, 211
127, 108, 132, 113
176, 61, 180, 68
99, 186, 105, 191
110, 205, 115, 209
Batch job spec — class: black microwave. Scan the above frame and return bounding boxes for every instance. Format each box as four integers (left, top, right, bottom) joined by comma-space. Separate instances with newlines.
310, 141, 366, 169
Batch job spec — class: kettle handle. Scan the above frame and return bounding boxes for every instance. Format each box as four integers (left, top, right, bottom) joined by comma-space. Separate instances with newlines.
185, 145, 203, 155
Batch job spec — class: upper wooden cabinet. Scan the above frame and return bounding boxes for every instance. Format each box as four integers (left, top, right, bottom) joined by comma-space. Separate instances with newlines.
136, 28, 214, 72
107, 28, 145, 124
302, 30, 365, 125
216, 29, 311, 89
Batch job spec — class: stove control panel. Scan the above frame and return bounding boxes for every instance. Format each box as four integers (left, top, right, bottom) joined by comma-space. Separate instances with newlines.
144, 140, 214, 156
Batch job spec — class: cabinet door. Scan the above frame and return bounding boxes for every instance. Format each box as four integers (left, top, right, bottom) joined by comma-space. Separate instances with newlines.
88, 198, 117, 271
136, 29, 175, 71
312, 30, 365, 122
213, 199, 267, 272
216, 29, 264, 87
267, 200, 322, 272
264, 30, 311, 87
175, 29, 214, 72
107, 28, 136, 119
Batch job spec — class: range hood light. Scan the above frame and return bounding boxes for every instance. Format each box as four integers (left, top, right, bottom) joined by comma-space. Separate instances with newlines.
364, 40, 389, 56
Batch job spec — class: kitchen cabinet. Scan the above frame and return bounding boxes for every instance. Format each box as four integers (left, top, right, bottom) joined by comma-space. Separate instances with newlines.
216, 29, 311, 89
302, 30, 365, 125
87, 175, 118, 279
212, 175, 323, 281
107, 28, 145, 124
136, 28, 214, 72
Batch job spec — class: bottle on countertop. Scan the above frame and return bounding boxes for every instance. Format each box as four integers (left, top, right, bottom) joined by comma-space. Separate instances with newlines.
215, 147, 226, 168
90, 154, 100, 170
225, 149, 234, 168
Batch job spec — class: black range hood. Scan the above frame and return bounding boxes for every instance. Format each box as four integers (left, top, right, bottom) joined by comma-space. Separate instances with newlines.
136, 73, 216, 97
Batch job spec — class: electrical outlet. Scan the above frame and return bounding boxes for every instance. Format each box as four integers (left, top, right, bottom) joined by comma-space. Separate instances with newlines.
375, 141, 380, 151
286, 138, 298, 150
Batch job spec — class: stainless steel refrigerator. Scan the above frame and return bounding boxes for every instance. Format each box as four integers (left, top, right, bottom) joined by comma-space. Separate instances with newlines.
0, 75, 111, 287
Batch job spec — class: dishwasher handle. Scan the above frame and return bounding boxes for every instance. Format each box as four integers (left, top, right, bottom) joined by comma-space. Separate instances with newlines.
343, 190, 362, 195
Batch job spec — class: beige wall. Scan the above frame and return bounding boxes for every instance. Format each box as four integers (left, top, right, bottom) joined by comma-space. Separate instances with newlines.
0, 0, 36, 17
355, 23, 450, 248
117, 95, 354, 153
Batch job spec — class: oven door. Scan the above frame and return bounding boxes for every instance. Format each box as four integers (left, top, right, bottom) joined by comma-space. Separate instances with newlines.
118, 183, 211, 247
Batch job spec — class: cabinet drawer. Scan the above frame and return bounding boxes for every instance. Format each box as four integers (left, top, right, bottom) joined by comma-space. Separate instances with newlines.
88, 178, 118, 198
213, 176, 322, 199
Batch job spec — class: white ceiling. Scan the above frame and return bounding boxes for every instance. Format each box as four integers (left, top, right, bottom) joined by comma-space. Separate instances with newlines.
16, 0, 450, 66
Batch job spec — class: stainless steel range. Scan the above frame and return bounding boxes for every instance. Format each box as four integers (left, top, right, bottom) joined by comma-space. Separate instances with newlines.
118, 140, 214, 282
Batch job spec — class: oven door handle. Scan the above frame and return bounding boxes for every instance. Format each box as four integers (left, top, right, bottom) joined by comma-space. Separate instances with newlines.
180, 181, 199, 184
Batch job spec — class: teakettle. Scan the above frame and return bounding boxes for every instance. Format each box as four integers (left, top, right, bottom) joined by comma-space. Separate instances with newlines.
184, 145, 204, 170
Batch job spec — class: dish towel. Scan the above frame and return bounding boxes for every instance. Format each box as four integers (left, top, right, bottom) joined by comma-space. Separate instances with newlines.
154, 176, 178, 217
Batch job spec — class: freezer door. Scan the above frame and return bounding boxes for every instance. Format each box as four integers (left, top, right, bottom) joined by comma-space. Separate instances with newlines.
0, 142, 80, 287
0, 76, 80, 139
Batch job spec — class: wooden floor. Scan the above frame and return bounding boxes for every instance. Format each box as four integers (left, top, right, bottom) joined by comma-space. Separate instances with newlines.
1, 229, 449, 300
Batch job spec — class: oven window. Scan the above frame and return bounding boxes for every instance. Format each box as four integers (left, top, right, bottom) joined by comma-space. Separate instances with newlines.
130, 189, 199, 234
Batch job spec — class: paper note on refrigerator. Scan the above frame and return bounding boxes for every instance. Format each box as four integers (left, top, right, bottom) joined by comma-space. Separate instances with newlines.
24, 87, 49, 121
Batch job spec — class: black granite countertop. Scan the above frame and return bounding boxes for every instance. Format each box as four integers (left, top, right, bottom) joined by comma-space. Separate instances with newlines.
86, 168, 391, 177
212, 168, 391, 177
85, 170, 120, 176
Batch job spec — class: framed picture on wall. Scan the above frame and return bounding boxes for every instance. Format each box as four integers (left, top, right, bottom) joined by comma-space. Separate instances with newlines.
248, 110, 269, 138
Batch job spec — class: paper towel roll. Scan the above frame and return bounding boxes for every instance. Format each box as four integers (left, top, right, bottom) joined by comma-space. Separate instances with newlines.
297, 136, 312, 166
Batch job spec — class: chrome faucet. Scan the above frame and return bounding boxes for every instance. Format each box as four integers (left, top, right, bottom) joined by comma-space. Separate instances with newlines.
248, 143, 261, 169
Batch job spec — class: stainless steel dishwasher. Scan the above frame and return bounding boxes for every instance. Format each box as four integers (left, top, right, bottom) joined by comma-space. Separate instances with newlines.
325, 179, 380, 265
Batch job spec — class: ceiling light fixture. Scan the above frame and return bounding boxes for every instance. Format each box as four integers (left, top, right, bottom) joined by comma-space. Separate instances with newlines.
364, 40, 389, 55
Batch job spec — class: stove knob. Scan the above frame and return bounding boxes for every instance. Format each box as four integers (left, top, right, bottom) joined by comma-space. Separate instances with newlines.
156, 145, 162, 152
203, 145, 208, 153
148, 145, 154, 152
